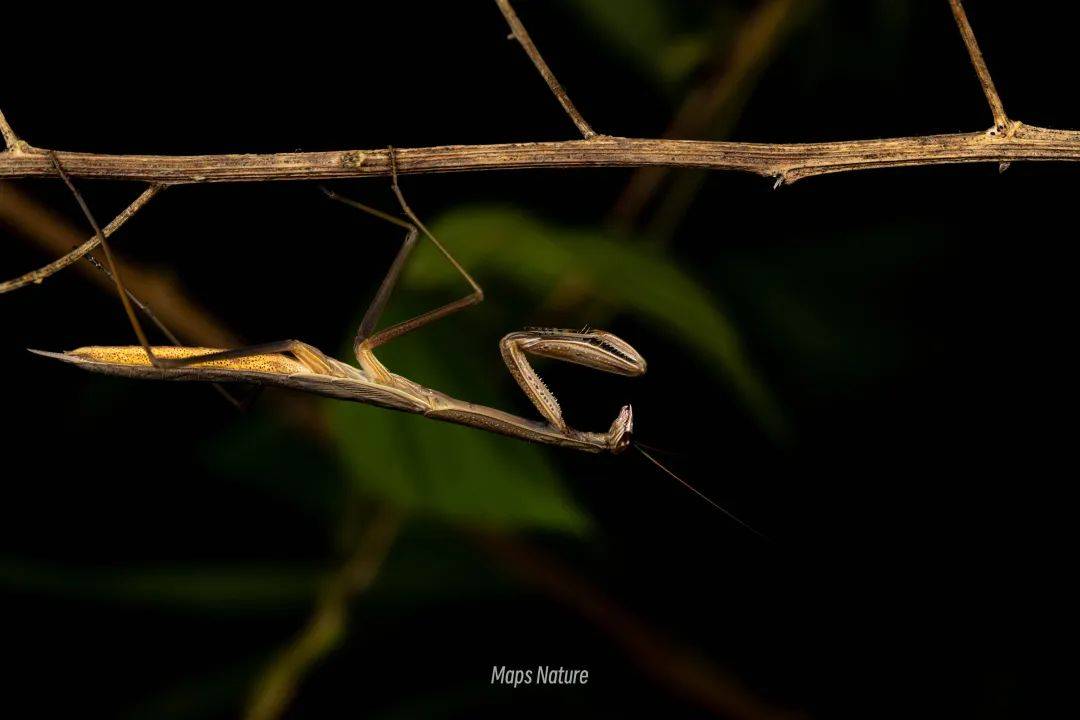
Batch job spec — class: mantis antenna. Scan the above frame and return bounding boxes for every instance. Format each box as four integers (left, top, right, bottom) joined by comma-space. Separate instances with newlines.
635, 444, 769, 540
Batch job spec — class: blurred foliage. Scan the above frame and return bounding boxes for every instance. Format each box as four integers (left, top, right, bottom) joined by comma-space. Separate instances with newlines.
0, 558, 320, 613
562, 0, 727, 88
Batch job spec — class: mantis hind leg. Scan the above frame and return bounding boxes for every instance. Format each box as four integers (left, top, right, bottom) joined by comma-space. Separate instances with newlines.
49, 152, 164, 367
49, 153, 248, 406
91, 148, 485, 386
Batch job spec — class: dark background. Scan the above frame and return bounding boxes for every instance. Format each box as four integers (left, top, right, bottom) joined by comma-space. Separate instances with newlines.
1, 1, 1074, 717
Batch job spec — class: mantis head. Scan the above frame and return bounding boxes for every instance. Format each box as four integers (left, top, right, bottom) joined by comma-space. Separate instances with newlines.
607, 404, 634, 454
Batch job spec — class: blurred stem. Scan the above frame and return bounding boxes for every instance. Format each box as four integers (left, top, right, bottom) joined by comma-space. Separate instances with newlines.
0, 182, 239, 347
610, 0, 804, 235
244, 505, 402, 720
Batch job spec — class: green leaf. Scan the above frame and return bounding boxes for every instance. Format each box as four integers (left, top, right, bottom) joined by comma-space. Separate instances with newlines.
403, 205, 786, 437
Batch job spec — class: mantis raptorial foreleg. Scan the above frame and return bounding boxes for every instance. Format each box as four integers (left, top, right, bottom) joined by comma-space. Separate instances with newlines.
500, 330, 647, 431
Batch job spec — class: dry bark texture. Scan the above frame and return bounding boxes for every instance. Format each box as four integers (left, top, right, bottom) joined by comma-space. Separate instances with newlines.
2, 126, 1079, 186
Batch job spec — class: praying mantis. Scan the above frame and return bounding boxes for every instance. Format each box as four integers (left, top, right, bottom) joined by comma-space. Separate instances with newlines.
34, 149, 646, 454
28, 149, 763, 533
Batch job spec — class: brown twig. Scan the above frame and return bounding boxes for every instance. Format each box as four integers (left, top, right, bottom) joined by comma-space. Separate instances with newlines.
949, 0, 1010, 132
0, 125, 1076, 184
0, 183, 239, 346
0, 107, 27, 153
495, 0, 597, 139
0, 184, 162, 293
3, 117, 1077, 187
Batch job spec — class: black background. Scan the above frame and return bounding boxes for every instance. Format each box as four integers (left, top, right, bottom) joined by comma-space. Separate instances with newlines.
1, 2, 1075, 718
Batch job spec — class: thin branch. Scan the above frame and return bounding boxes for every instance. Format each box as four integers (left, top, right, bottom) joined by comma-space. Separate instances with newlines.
949, 0, 1010, 133
0, 184, 161, 293
1, 125, 1079, 185
495, 0, 597, 138
0, 107, 27, 153
244, 507, 402, 720
0, 182, 239, 345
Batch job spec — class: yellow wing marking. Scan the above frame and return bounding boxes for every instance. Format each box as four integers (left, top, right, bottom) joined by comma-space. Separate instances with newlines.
68, 346, 312, 375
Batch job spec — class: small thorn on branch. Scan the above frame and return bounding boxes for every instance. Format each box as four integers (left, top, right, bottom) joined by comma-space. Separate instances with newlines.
495, 0, 598, 139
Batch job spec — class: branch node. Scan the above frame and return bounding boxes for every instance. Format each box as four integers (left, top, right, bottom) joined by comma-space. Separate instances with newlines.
996, 119, 1021, 138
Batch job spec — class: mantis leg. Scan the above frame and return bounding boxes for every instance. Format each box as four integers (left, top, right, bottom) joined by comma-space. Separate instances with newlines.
499, 329, 647, 431
349, 148, 484, 374
155, 149, 483, 381
50, 153, 247, 406
325, 147, 484, 380
49, 152, 164, 367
